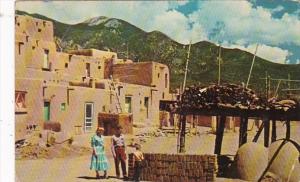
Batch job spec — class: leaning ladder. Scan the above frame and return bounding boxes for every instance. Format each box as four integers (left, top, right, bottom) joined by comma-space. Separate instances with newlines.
109, 76, 122, 113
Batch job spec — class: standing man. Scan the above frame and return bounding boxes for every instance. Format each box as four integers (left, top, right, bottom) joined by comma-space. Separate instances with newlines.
111, 125, 127, 179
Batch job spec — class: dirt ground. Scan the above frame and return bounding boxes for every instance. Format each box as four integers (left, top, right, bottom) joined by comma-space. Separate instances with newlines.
16, 122, 300, 182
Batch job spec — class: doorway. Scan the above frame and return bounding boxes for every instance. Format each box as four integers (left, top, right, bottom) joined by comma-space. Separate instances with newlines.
84, 102, 94, 132
43, 101, 50, 121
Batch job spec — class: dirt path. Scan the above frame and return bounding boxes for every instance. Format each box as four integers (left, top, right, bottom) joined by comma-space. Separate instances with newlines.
16, 122, 300, 182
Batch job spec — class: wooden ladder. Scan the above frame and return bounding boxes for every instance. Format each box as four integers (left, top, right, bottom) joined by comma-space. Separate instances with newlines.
109, 76, 122, 113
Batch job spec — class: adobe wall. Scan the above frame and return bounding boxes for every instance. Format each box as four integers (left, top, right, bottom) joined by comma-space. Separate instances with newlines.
152, 62, 171, 100
15, 15, 170, 137
98, 113, 133, 135
112, 62, 153, 86
15, 15, 54, 42
128, 153, 217, 182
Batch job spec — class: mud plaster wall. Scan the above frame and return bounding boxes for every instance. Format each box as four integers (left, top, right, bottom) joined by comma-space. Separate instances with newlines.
128, 153, 217, 182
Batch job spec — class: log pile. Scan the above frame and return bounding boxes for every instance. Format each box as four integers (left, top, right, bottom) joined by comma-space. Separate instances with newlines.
176, 84, 299, 114
180, 84, 264, 111
268, 98, 299, 112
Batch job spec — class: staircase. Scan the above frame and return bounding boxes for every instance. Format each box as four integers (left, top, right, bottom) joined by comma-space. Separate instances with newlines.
109, 75, 122, 113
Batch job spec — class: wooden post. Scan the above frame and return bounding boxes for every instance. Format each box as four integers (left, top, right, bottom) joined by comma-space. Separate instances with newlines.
264, 118, 270, 147
214, 115, 226, 155
286, 120, 290, 140
253, 122, 264, 142
271, 120, 277, 143
179, 115, 187, 153
239, 116, 248, 147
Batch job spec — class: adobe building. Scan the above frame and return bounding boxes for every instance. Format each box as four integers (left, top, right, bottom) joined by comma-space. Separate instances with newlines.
15, 15, 171, 140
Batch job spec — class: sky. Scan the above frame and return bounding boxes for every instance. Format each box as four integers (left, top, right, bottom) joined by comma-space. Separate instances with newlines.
16, 0, 300, 64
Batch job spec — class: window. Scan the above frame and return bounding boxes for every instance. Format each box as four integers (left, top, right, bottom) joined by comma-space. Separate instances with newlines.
38, 28, 41, 32
65, 63, 68, 68
43, 21, 46, 27
15, 91, 27, 113
162, 92, 165, 99
144, 97, 149, 118
26, 36, 29, 42
118, 87, 121, 96
86, 63, 90, 77
43, 102, 50, 121
18, 42, 24, 55
43, 49, 49, 69
32, 46, 35, 50
158, 73, 160, 78
98, 66, 101, 69
125, 96, 132, 113
60, 103, 66, 111
68, 55, 72, 62
36, 22, 38, 26
165, 73, 168, 88
36, 40, 39, 46
84, 103, 94, 132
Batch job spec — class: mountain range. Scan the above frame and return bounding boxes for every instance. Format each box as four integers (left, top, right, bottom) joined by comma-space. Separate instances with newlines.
16, 10, 300, 97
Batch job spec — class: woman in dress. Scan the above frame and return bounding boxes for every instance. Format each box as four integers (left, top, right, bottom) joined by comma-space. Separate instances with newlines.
90, 127, 109, 179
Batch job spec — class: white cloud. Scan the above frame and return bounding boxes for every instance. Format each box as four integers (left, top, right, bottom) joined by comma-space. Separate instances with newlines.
271, 6, 284, 13
222, 43, 290, 64
190, 1, 300, 46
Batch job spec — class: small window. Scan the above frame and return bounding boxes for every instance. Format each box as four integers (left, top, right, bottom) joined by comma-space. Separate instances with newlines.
162, 92, 165, 99
68, 55, 72, 62
43, 49, 49, 69
36, 22, 38, 26
18, 42, 24, 55
15, 91, 27, 113
65, 63, 68, 68
165, 73, 168, 88
43, 21, 46, 27
98, 66, 101, 69
32, 46, 35, 50
60, 103, 66, 111
38, 28, 42, 32
17, 22, 20, 26
86, 63, 90, 77
158, 73, 160, 78
125, 96, 132, 113
26, 36, 29, 42
36, 40, 39, 46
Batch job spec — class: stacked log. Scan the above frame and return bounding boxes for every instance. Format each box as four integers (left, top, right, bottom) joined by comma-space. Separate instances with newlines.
179, 84, 263, 111
176, 84, 299, 114
268, 98, 299, 112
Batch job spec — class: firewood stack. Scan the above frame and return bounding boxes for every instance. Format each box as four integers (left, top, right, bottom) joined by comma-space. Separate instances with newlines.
268, 98, 299, 112
179, 84, 264, 111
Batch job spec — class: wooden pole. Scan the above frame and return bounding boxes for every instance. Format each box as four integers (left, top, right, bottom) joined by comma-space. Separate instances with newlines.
214, 115, 226, 155
218, 46, 222, 85
253, 122, 264, 142
264, 118, 270, 147
239, 116, 248, 147
183, 41, 192, 91
265, 71, 269, 99
246, 44, 259, 88
179, 115, 187, 153
286, 120, 290, 140
271, 120, 277, 143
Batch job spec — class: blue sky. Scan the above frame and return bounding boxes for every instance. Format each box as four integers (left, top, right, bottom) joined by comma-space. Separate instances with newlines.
16, 0, 300, 64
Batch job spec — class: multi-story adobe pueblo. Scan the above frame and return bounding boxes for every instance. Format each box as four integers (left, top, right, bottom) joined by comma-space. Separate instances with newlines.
15, 15, 171, 140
